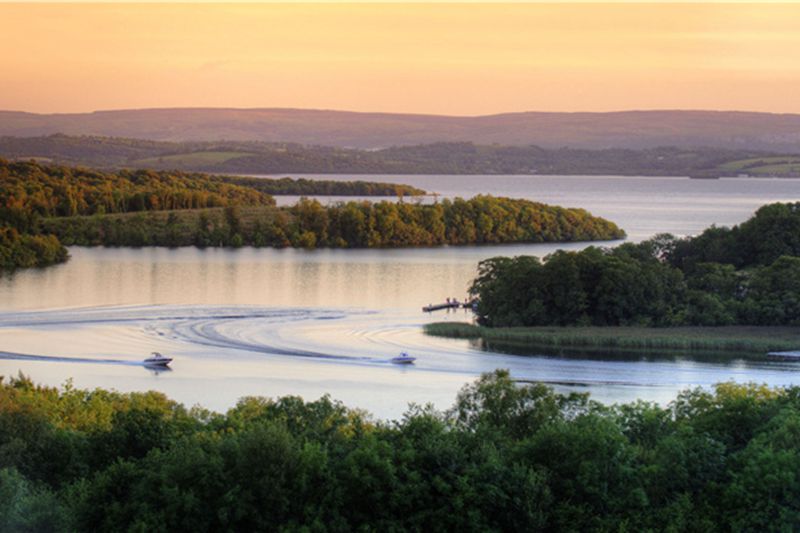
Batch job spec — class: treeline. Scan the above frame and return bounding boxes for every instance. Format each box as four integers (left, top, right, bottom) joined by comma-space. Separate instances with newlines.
2, 371, 800, 531
42, 196, 625, 249
221, 175, 424, 197
472, 202, 800, 327
668, 202, 800, 269
0, 159, 273, 269
0, 160, 429, 267
0, 134, 789, 176
0, 160, 421, 227
0, 159, 274, 221
1, 160, 624, 263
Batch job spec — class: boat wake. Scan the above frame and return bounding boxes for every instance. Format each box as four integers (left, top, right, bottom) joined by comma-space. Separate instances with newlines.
0, 350, 138, 366
0, 304, 797, 410
0, 305, 399, 365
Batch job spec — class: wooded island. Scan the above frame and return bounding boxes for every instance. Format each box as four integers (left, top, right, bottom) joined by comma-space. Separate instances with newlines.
428, 203, 800, 355
0, 160, 624, 269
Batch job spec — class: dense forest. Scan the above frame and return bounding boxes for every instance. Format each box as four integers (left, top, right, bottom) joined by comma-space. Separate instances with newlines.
0, 160, 274, 220
2, 134, 799, 177
0, 160, 420, 223
1, 160, 624, 262
0, 159, 271, 269
2, 370, 800, 531
472, 202, 800, 327
42, 196, 625, 249
0, 160, 415, 269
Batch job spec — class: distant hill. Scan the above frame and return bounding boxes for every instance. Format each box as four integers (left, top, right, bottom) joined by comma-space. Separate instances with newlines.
3, 134, 799, 177
3, 108, 800, 151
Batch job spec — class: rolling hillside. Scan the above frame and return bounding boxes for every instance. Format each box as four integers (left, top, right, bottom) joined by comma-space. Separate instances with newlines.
2, 135, 797, 176
3, 108, 800, 151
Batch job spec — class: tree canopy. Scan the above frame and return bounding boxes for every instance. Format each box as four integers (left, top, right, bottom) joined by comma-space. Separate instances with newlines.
2, 371, 800, 531
0, 159, 274, 221
2, 160, 624, 265
41, 196, 625, 249
471, 202, 800, 327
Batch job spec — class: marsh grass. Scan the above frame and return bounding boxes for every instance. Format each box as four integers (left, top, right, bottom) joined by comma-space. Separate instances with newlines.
425, 322, 800, 359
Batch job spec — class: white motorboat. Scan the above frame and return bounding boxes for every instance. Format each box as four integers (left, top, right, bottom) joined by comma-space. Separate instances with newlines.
390, 352, 416, 365
143, 352, 173, 367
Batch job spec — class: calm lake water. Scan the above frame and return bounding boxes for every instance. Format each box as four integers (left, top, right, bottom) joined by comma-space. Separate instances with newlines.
268, 174, 800, 241
1, 175, 799, 418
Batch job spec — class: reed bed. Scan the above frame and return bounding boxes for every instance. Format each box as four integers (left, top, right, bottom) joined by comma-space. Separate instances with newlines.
424, 322, 800, 357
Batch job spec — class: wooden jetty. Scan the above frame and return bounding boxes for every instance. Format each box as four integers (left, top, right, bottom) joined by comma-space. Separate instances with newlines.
422, 300, 477, 313
766, 351, 800, 361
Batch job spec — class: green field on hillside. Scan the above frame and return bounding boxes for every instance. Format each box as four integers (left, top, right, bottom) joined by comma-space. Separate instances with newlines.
719, 156, 800, 174
745, 162, 800, 175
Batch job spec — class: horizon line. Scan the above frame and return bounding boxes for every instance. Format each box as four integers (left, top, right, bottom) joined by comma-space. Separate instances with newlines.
4, 106, 800, 119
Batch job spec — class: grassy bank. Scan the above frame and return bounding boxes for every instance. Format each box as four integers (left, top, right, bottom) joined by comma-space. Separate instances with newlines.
424, 322, 800, 358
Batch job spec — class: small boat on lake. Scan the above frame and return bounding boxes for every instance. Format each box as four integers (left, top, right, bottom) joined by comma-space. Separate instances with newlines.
391, 352, 416, 365
143, 352, 173, 367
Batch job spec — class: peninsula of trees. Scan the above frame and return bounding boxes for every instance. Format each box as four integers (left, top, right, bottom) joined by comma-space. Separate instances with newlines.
469, 202, 800, 329
43, 195, 624, 249
3, 134, 800, 177
0, 160, 624, 267
2, 371, 799, 531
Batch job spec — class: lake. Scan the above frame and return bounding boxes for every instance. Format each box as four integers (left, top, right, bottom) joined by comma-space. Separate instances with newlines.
1, 175, 799, 418
267, 174, 800, 241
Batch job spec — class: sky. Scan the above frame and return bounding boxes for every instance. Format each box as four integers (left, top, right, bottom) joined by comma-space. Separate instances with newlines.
2, 3, 800, 115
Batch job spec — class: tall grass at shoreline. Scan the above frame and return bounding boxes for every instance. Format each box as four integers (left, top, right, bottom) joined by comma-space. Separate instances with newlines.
424, 322, 800, 357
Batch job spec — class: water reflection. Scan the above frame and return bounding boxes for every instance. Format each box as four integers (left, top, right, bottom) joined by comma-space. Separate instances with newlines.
470, 337, 784, 363
1, 245, 591, 311
144, 364, 172, 376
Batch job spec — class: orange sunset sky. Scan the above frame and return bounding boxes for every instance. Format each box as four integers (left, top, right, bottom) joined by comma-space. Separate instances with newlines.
1, 2, 799, 115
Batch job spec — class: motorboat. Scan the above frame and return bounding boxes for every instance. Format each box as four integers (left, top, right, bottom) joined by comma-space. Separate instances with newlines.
143, 352, 173, 367
391, 352, 416, 365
